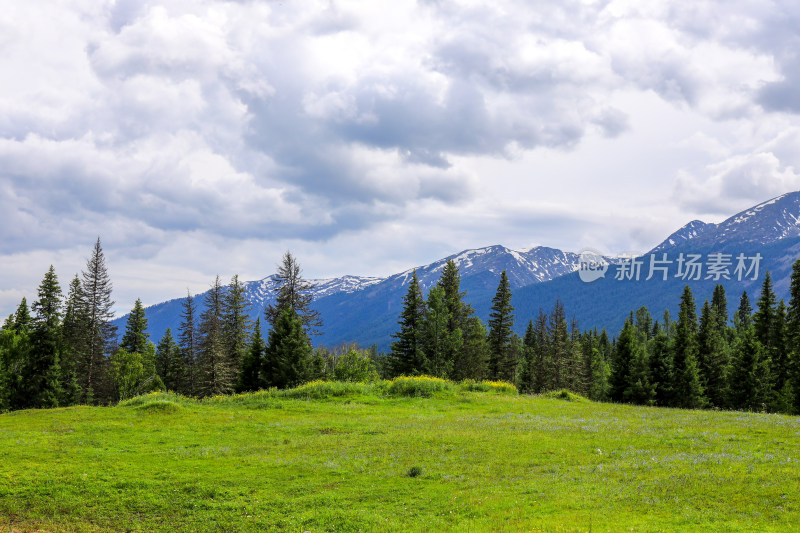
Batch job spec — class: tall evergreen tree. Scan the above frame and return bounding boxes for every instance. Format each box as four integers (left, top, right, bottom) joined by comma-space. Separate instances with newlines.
649, 326, 674, 406
222, 274, 252, 374
12, 298, 32, 333
487, 270, 515, 381
388, 271, 426, 377
547, 301, 570, 390
735, 291, 753, 332
421, 285, 458, 378
59, 275, 84, 405
516, 320, 537, 393
787, 260, 800, 414
155, 329, 183, 392
25, 267, 65, 408
727, 326, 771, 411
265, 252, 322, 335
79, 238, 116, 403
197, 276, 234, 397
237, 318, 265, 392
697, 300, 729, 408
264, 307, 314, 388
437, 260, 484, 379
610, 317, 636, 402
178, 291, 200, 396
711, 284, 729, 334
120, 298, 149, 355
754, 271, 777, 351
672, 286, 704, 408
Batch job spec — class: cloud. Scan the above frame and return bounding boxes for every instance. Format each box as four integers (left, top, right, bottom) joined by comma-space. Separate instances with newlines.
3, 0, 800, 318
674, 149, 800, 214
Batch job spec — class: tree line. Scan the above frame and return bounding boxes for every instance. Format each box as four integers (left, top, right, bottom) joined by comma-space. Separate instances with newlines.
3, 239, 800, 415
387, 258, 800, 414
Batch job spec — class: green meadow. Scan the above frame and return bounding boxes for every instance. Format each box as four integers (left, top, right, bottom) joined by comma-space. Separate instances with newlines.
1, 379, 799, 532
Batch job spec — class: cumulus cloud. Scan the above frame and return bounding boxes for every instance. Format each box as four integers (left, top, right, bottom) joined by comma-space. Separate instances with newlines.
2, 0, 800, 316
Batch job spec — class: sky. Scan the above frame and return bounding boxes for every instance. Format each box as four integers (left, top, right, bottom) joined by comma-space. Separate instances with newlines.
2, 0, 800, 318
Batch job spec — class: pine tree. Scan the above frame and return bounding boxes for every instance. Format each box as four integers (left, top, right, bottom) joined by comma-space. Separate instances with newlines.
672, 286, 704, 408
532, 309, 550, 392
79, 238, 116, 404
237, 318, 265, 392
197, 276, 235, 397
59, 275, 84, 405
264, 307, 314, 388
178, 291, 200, 396
222, 274, 252, 374
388, 271, 426, 377
155, 329, 183, 392
437, 260, 483, 380
12, 298, 32, 333
727, 326, 771, 411
516, 320, 537, 393
547, 301, 570, 390
265, 252, 322, 335
487, 270, 515, 381
421, 285, 458, 378
624, 342, 655, 405
697, 300, 728, 408
26, 266, 65, 408
120, 298, 149, 355
648, 326, 673, 406
735, 291, 753, 333
787, 260, 800, 414
610, 318, 636, 402
711, 284, 729, 335
770, 300, 791, 412
753, 271, 776, 349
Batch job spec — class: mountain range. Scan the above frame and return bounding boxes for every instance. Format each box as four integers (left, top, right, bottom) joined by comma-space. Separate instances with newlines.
118, 192, 800, 349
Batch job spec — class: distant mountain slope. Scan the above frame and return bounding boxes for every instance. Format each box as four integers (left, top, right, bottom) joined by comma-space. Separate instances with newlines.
650, 220, 716, 253
120, 245, 586, 348
118, 191, 800, 350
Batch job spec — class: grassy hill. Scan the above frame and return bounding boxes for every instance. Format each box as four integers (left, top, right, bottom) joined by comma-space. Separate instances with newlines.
1, 380, 799, 532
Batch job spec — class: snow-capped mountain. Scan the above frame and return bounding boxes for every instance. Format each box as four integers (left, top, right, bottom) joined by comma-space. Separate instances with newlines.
120, 191, 800, 349
650, 220, 717, 253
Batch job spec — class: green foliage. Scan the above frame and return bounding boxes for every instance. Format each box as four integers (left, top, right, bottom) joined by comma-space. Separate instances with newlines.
421, 285, 458, 378
265, 251, 322, 335
120, 298, 149, 355
541, 389, 589, 402
236, 318, 264, 393
156, 328, 184, 392
264, 306, 314, 389
487, 270, 515, 381
388, 270, 426, 377
672, 286, 704, 408
458, 379, 517, 395
222, 274, 252, 372
387, 376, 453, 397
197, 276, 235, 397
332, 349, 379, 382
110, 347, 163, 401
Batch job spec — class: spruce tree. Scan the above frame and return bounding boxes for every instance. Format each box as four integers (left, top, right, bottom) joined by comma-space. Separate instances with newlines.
265, 252, 322, 335
197, 276, 235, 397
177, 291, 200, 396
648, 327, 674, 406
237, 318, 265, 392
26, 266, 65, 408
697, 300, 729, 408
610, 318, 636, 402
672, 286, 704, 408
155, 329, 183, 392
727, 326, 771, 411
487, 270, 515, 381
120, 298, 149, 355
787, 260, 800, 414
735, 291, 753, 332
516, 320, 537, 393
547, 301, 570, 390
79, 238, 116, 403
222, 274, 252, 374
437, 260, 484, 380
388, 271, 426, 377
59, 275, 84, 405
264, 307, 314, 388
753, 271, 776, 349
421, 285, 458, 378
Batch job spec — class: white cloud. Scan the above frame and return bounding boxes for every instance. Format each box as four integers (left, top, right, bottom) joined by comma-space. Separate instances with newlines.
2, 0, 800, 317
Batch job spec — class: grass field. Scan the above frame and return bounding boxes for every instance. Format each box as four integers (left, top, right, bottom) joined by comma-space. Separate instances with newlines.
1, 379, 799, 532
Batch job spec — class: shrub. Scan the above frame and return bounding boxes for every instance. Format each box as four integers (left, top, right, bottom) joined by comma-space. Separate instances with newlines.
387, 376, 452, 397
407, 466, 423, 478
458, 379, 518, 395
542, 389, 588, 402
332, 350, 379, 383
